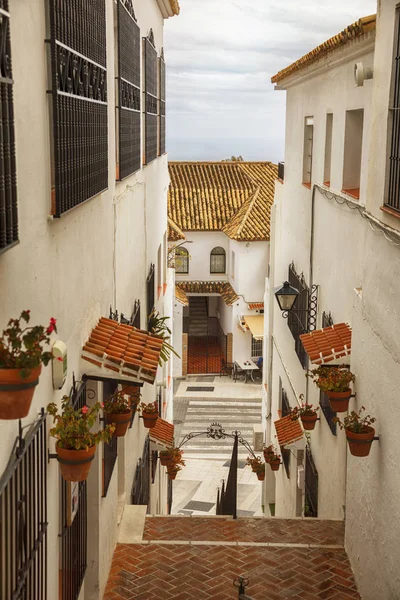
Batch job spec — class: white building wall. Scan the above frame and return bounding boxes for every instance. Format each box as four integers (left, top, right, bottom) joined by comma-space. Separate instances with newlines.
174, 231, 229, 282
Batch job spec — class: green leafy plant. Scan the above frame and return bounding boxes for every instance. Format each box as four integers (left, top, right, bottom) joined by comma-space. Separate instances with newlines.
246, 456, 265, 474
103, 390, 134, 414
306, 365, 355, 393
0, 310, 57, 377
47, 396, 114, 450
148, 309, 180, 366
334, 406, 376, 433
160, 446, 185, 466
290, 403, 319, 421
262, 444, 280, 463
139, 401, 159, 415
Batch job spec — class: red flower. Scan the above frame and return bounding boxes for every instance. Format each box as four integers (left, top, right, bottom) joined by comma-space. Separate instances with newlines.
47, 317, 57, 334
81, 405, 89, 415
57, 356, 63, 362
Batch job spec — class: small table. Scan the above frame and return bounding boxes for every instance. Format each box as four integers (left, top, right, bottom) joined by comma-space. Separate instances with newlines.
234, 360, 259, 383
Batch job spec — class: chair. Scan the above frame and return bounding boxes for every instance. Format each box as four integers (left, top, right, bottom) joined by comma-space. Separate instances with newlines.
220, 358, 234, 377
233, 362, 245, 382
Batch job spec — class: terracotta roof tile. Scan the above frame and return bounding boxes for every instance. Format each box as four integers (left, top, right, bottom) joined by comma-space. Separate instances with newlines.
175, 285, 189, 306
271, 15, 376, 84
248, 302, 264, 310
170, 0, 180, 15
168, 162, 277, 241
176, 281, 239, 306
150, 418, 174, 446
82, 318, 163, 384
300, 323, 352, 365
168, 218, 186, 241
274, 415, 304, 448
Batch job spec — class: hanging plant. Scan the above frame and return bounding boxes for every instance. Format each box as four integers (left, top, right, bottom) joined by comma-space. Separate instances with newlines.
307, 365, 355, 412
159, 446, 185, 467
139, 401, 159, 428
103, 390, 135, 437
148, 309, 180, 366
246, 456, 265, 480
0, 311, 57, 419
289, 402, 319, 431
262, 444, 281, 471
166, 463, 182, 480
334, 407, 376, 457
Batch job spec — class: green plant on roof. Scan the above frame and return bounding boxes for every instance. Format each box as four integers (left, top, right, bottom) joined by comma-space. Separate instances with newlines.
148, 309, 180, 366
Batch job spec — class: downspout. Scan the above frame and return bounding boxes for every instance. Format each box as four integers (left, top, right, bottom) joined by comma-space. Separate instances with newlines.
305, 185, 317, 406
266, 204, 277, 428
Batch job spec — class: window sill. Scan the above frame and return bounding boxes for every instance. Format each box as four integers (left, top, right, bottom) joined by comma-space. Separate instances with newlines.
380, 205, 400, 221
323, 181, 330, 187
341, 188, 360, 200
302, 182, 311, 189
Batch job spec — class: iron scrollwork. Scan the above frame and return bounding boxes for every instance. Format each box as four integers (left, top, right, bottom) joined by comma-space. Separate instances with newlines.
120, 80, 140, 111
120, 0, 136, 21
56, 44, 107, 103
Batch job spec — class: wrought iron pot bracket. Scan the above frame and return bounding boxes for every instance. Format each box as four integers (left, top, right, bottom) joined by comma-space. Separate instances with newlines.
178, 423, 258, 459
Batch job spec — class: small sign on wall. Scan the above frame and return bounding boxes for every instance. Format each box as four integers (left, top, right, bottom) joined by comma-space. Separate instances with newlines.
52, 340, 68, 389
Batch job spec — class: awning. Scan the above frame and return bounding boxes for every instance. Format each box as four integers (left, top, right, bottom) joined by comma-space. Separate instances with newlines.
150, 418, 174, 448
243, 315, 264, 340
300, 322, 351, 365
274, 415, 303, 448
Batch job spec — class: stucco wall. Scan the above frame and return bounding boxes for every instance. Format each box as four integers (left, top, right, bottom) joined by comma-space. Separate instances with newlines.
175, 231, 229, 282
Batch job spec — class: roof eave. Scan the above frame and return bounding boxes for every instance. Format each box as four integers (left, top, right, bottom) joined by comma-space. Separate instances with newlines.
156, 0, 180, 18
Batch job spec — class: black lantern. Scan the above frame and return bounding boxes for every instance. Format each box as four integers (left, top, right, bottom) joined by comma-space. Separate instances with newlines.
274, 281, 299, 312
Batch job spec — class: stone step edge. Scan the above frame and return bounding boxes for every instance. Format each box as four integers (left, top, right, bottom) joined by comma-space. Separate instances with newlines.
125, 540, 344, 549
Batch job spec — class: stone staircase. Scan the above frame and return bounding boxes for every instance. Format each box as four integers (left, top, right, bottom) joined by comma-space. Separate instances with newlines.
188, 296, 208, 336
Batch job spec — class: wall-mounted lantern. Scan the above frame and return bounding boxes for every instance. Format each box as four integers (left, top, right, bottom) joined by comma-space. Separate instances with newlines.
274, 281, 299, 313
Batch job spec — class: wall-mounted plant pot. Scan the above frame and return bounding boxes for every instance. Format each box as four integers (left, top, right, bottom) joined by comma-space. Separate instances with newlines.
326, 390, 351, 413
301, 413, 318, 431
56, 443, 96, 482
0, 365, 42, 420
167, 471, 178, 480
269, 459, 280, 472
345, 427, 375, 457
256, 471, 265, 481
142, 413, 159, 429
263, 450, 274, 463
160, 455, 174, 467
105, 410, 132, 437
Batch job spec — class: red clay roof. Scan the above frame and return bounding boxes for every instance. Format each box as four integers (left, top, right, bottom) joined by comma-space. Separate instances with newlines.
176, 281, 239, 306
150, 418, 174, 446
81, 317, 163, 384
274, 415, 304, 448
300, 323, 352, 365
248, 302, 264, 310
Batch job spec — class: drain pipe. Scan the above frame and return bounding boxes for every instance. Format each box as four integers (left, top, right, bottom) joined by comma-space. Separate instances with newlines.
266, 204, 277, 428
304, 185, 318, 406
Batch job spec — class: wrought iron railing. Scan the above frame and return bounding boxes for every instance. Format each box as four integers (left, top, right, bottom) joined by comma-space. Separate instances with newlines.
147, 263, 155, 329
159, 52, 166, 155
281, 388, 291, 477
143, 31, 158, 164
216, 434, 238, 517
103, 381, 118, 497
131, 436, 150, 506
287, 262, 309, 369
305, 445, 318, 517
167, 478, 173, 514
0, 411, 47, 600
387, 7, 400, 213
319, 311, 337, 434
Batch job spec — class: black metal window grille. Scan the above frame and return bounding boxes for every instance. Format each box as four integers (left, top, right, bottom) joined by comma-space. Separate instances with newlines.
278, 161, 284, 181
158, 53, 166, 155
251, 336, 263, 358
48, 0, 108, 217
151, 450, 158, 483
387, 7, 400, 213
131, 436, 150, 507
167, 478, 173, 514
288, 262, 309, 369
319, 311, 337, 435
210, 246, 226, 274
280, 388, 291, 478
116, 0, 141, 180
0, 412, 47, 600
60, 381, 88, 600
305, 445, 318, 517
143, 32, 158, 164
0, 1, 18, 254
147, 262, 155, 328
132, 299, 141, 329
103, 381, 118, 497
175, 247, 189, 273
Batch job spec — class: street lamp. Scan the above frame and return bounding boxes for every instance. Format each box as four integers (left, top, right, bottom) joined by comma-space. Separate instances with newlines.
274, 281, 299, 313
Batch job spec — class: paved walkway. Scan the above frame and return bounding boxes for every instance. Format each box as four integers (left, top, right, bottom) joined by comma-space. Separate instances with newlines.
104, 516, 360, 600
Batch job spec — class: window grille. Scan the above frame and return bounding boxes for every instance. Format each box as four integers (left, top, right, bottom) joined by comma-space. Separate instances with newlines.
305, 445, 318, 517
387, 7, 400, 212
159, 52, 166, 155
132, 299, 141, 329
151, 450, 158, 483
0, 0, 18, 254
103, 381, 118, 497
116, 0, 141, 179
131, 436, 150, 506
143, 31, 158, 164
210, 246, 226, 274
0, 412, 47, 600
175, 247, 189, 273
287, 262, 309, 369
319, 311, 337, 435
251, 336, 263, 358
146, 263, 155, 328
48, 0, 108, 216
281, 388, 291, 478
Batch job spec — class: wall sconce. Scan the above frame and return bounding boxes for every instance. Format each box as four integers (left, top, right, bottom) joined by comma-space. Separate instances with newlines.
274, 280, 318, 332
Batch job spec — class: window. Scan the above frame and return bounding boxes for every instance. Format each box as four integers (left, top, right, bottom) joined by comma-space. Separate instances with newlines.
103, 381, 118, 497
116, 0, 141, 179
304, 445, 318, 517
324, 114, 333, 186
159, 50, 166, 155
131, 436, 150, 505
287, 262, 309, 369
386, 8, 400, 213
0, 1, 18, 254
175, 247, 189, 273
280, 388, 291, 478
319, 312, 337, 435
342, 109, 364, 200
48, 0, 108, 216
251, 336, 263, 358
132, 299, 141, 329
231, 250, 235, 278
143, 30, 158, 165
210, 247, 226, 274
146, 263, 155, 328
302, 116, 314, 187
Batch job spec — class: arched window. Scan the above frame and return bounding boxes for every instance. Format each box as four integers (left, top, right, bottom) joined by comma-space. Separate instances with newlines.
175, 247, 189, 274
210, 247, 226, 274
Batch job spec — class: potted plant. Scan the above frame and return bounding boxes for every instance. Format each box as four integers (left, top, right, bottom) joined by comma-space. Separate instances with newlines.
121, 385, 141, 405
47, 396, 115, 481
148, 309, 180, 366
263, 444, 276, 463
103, 390, 134, 437
290, 403, 319, 431
0, 310, 57, 419
167, 463, 182, 480
307, 365, 355, 412
140, 401, 159, 428
246, 456, 266, 480
262, 445, 281, 471
334, 407, 376, 457
159, 446, 185, 467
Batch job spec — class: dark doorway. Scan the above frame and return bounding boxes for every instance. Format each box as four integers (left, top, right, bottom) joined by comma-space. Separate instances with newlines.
186, 297, 227, 374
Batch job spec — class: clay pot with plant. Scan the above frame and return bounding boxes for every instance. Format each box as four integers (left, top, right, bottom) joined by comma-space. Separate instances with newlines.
265, 445, 281, 471
334, 407, 376, 457
103, 390, 135, 437
159, 446, 185, 467
140, 401, 159, 428
167, 463, 182, 480
290, 402, 319, 431
246, 456, 266, 480
307, 365, 355, 412
0, 311, 57, 419
47, 396, 115, 481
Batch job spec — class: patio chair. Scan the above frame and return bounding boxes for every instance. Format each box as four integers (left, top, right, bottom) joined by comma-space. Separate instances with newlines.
220, 358, 234, 377
233, 362, 245, 382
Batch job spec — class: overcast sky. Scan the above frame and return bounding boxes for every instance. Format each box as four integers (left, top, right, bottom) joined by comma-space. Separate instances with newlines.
164, 0, 377, 162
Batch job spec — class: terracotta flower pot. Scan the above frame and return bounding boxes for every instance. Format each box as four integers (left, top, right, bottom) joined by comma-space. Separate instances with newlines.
326, 389, 351, 413
160, 455, 174, 467
56, 443, 96, 482
167, 472, 177, 480
257, 471, 265, 481
345, 426, 375, 457
105, 410, 132, 437
269, 459, 280, 472
263, 450, 274, 463
0, 365, 42, 420
301, 413, 318, 431
142, 413, 159, 429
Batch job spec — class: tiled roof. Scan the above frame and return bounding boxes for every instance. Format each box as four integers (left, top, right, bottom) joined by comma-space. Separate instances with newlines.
175, 285, 189, 306
150, 418, 174, 447
81, 318, 163, 384
300, 323, 352, 365
271, 15, 376, 84
170, 0, 180, 15
248, 302, 264, 310
168, 218, 186, 242
176, 281, 239, 306
168, 162, 277, 241
274, 415, 304, 448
